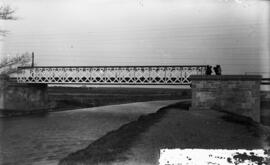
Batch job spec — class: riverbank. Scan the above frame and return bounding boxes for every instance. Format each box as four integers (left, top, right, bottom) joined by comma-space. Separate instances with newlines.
59, 101, 270, 165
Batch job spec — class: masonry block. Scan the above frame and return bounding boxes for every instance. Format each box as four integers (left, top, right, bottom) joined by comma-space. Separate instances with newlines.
190, 75, 261, 122
0, 75, 49, 116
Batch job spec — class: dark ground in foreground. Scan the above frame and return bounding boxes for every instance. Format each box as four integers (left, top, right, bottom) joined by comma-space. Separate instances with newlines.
59, 101, 270, 165
58, 102, 191, 165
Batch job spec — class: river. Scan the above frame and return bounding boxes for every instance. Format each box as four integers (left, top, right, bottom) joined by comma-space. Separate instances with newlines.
0, 100, 178, 165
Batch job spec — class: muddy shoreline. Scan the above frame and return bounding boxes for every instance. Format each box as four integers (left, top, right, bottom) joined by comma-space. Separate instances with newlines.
59, 101, 191, 165
59, 100, 270, 165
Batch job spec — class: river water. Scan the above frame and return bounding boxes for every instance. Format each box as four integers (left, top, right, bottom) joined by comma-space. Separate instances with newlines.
0, 100, 177, 165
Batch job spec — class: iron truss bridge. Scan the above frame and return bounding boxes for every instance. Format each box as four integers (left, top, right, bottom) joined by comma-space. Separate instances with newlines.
17, 65, 207, 85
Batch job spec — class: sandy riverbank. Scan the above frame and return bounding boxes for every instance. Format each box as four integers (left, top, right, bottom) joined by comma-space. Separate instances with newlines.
59, 101, 270, 165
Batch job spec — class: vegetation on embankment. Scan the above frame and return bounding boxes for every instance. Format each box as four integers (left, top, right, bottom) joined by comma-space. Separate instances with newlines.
58, 101, 191, 165
48, 87, 190, 111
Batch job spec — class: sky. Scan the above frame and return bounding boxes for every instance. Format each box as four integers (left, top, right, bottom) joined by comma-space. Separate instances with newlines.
0, 0, 269, 76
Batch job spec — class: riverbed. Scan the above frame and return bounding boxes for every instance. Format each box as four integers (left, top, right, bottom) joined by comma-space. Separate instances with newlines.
0, 100, 178, 165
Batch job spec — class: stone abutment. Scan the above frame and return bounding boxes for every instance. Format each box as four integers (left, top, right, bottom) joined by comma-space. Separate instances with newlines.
0, 75, 48, 116
190, 75, 261, 122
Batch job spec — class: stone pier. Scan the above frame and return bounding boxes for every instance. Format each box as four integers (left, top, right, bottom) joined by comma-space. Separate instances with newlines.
0, 75, 49, 116
190, 75, 261, 122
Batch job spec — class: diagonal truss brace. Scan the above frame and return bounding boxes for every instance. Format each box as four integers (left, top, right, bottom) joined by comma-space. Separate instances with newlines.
17, 65, 207, 85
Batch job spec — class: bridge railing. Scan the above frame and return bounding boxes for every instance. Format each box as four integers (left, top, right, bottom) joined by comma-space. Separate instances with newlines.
17, 65, 207, 85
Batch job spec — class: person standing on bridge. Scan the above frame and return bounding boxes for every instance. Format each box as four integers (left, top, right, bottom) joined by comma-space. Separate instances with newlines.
214, 65, 222, 75
205, 65, 212, 75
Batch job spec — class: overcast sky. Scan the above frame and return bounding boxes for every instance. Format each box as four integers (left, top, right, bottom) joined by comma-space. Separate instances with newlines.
0, 0, 269, 75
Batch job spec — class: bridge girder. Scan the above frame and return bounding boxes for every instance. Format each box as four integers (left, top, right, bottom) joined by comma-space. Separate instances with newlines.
17, 65, 207, 85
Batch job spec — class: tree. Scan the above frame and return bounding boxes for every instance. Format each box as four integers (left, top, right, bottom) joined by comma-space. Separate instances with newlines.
0, 53, 32, 75
0, 4, 24, 76
0, 5, 16, 20
0, 4, 16, 36
0, 5, 33, 76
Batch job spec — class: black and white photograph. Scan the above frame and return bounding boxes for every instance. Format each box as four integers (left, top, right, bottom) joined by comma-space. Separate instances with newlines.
0, 0, 270, 164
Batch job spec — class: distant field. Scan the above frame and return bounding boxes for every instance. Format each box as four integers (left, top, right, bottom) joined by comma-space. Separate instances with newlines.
48, 87, 191, 111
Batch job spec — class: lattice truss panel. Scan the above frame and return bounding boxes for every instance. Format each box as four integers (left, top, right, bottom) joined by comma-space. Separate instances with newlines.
17, 66, 206, 85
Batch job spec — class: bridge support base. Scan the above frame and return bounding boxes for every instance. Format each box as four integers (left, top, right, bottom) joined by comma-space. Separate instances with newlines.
0, 75, 48, 117
190, 75, 261, 122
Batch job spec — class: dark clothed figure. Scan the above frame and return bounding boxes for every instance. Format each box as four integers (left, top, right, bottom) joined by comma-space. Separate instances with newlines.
206, 65, 212, 75
214, 65, 222, 75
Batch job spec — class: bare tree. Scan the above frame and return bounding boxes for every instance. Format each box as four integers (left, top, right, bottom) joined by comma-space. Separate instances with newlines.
0, 53, 32, 75
0, 5, 31, 76
0, 5, 16, 36
0, 5, 16, 20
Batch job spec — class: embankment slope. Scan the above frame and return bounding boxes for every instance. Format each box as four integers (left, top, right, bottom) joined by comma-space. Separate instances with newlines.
59, 102, 270, 165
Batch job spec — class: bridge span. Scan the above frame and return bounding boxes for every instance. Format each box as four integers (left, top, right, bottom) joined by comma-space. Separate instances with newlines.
16, 65, 207, 85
